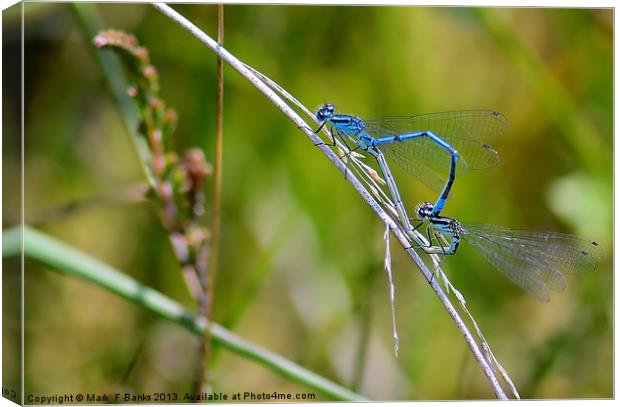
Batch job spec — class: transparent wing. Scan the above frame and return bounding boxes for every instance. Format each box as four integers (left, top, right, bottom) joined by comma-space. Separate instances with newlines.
366, 110, 507, 170
363, 110, 506, 192
374, 138, 452, 193
460, 223, 602, 302
366, 110, 508, 142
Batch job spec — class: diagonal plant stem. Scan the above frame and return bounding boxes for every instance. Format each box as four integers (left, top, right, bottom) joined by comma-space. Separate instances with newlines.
152, 2, 510, 399
2, 225, 366, 402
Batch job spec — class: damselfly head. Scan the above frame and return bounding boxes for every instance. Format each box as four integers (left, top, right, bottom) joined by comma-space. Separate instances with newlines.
316, 103, 335, 122
415, 202, 435, 220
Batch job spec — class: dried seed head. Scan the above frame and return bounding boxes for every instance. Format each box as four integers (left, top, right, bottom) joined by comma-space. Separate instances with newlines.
93, 30, 137, 50
127, 86, 138, 98
186, 225, 210, 248
143, 65, 158, 80
164, 109, 178, 125
150, 128, 163, 145
148, 96, 164, 111
135, 46, 149, 62
158, 181, 173, 201
183, 148, 212, 187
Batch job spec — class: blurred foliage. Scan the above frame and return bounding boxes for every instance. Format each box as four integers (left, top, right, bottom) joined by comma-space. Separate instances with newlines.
2, 3, 612, 400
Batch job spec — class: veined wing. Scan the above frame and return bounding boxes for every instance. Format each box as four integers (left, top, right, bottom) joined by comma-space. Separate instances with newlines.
365, 110, 507, 171
374, 137, 456, 193
459, 223, 601, 302
373, 134, 498, 193
366, 110, 508, 143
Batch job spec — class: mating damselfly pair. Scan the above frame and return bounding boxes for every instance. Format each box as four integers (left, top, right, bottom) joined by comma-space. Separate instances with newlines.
314, 103, 601, 302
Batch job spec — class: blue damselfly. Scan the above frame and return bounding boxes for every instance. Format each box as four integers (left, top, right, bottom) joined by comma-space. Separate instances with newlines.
414, 201, 602, 302
315, 104, 507, 216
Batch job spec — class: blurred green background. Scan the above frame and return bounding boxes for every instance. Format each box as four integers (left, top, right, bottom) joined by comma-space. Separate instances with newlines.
2, 3, 612, 400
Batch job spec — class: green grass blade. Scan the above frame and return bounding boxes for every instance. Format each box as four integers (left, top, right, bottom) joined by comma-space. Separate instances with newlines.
2, 225, 367, 402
